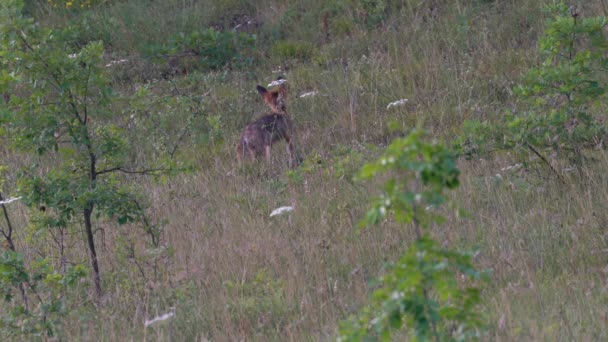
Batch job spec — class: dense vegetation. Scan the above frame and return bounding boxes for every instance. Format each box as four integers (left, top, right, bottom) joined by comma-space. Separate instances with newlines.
1, 0, 607, 340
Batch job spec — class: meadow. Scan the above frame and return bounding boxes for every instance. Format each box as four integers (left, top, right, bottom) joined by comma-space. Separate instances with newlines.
1, 0, 608, 340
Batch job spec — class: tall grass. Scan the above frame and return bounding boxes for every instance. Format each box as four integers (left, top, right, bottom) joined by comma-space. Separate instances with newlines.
2, 0, 608, 340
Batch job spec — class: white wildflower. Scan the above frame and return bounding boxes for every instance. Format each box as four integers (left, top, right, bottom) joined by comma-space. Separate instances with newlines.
0, 197, 21, 206
500, 163, 523, 172
68, 53, 78, 59
270, 206, 294, 217
379, 207, 386, 216
268, 78, 287, 87
105, 59, 129, 67
386, 98, 408, 110
144, 309, 175, 327
562, 166, 576, 173
390, 291, 404, 300
299, 91, 318, 98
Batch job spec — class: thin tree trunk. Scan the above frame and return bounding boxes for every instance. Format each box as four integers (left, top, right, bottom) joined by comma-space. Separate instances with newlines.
85, 143, 102, 298
411, 180, 438, 341
0, 192, 29, 310
84, 205, 102, 298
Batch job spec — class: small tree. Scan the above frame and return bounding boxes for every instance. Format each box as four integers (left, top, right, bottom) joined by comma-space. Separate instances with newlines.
0, 0, 168, 298
1, 167, 86, 338
459, 3, 607, 174
0, 250, 87, 338
512, 3, 607, 165
338, 130, 486, 341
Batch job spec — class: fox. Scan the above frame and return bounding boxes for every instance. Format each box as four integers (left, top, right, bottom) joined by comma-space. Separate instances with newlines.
237, 77, 298, 168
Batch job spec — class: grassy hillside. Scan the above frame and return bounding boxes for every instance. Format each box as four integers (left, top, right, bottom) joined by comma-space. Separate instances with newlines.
2, 0, 608, 340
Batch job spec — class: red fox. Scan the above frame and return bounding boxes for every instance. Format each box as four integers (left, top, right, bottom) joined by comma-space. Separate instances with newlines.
237, 77, 298, 168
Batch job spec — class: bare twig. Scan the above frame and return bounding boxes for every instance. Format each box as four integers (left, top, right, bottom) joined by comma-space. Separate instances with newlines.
525, 142, 565, 184
95, 167, 171, 176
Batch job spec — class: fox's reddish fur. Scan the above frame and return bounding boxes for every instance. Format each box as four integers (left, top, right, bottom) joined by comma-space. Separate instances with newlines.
237, 78, 297, 168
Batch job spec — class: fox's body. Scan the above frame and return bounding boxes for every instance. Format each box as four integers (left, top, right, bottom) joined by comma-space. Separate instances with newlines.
238, 113, 294, 158
237, 78, 297, 168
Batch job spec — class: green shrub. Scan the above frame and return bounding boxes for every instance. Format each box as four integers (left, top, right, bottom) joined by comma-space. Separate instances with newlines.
146, 28, 257, 72
270, 40, 318, 62
332, 16, 354, 36
459, 2, 608, 177
224, 269, 291, 331
0, 250, 86, 338
517, 4, 607, 154
338, 130, 487, 341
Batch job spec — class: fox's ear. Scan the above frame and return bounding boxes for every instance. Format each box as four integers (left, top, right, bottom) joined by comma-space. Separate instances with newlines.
256, 85, 267, 95
270, 91, 280, 103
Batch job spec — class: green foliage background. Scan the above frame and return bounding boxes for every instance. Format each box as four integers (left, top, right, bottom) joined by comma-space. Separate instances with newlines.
1, 0, 608, 340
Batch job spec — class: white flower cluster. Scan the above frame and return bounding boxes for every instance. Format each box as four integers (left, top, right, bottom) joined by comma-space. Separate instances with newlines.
299, 91, 318, 98
380, 156, 396, 165
268, 78, 287, 87
562, 167, 576, 173
386, 98, 408, 109
68, 53, 128, 68
500, 164, 522, 172
144, 310, 176, 327
270, 206, 294, 217
0, 197, 21, 206
105, 59, 129, 67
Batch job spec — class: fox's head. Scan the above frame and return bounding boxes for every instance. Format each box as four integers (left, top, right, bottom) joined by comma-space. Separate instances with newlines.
257, 76, 287, 114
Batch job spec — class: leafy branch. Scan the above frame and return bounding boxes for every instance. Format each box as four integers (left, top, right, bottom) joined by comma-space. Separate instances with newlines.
338, 130, 487, 341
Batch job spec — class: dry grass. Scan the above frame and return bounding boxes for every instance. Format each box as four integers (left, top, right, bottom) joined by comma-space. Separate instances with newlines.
31, 148, 605, 341
2, 0, 608, 340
